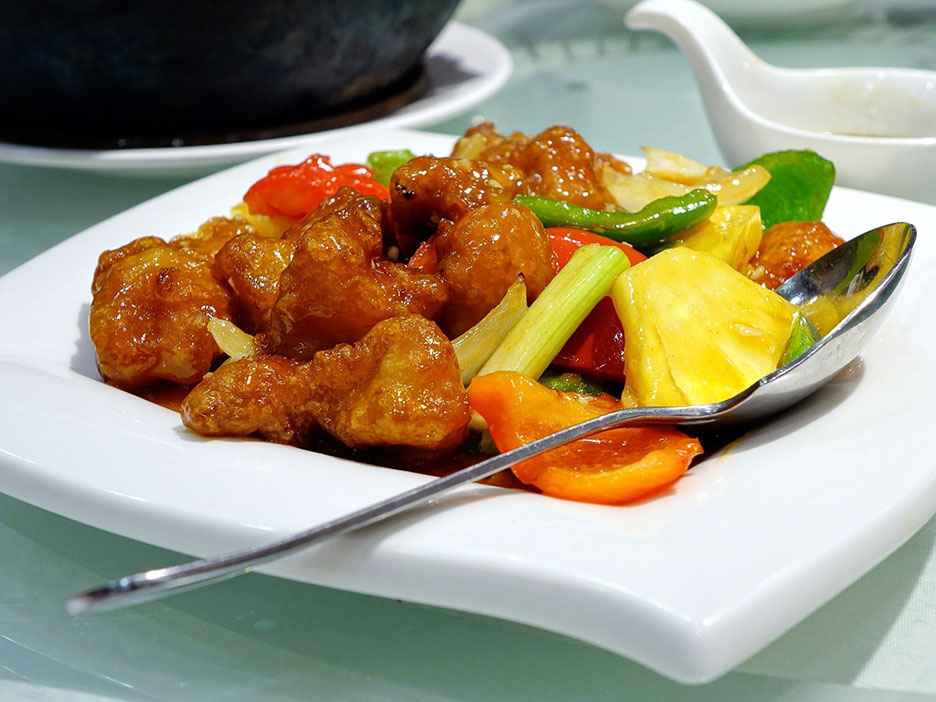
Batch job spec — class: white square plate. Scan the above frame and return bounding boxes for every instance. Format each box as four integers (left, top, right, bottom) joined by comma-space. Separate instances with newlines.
1, 128, 934, 683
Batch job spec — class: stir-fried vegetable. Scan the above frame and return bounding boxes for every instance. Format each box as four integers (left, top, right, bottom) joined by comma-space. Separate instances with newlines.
611, 247, 798, 406
366, 149, 417, 185
451, 278, 527, 384
545, 227, 645, 382
244, 154, 388, 219
515, 189, 717, 249
545, 226, 646, 268
207, 317, 255, 361
230, 202, 294, 239
740, 150, 835, 229
537, 371, 607, 396
469, 371, 703, 504
667, 205, 763, 270
601, 148, 771, 212
477, 244, 631, 380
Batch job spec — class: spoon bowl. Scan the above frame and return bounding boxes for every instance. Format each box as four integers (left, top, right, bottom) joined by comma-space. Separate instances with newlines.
625, 0, 936, 202
67, 221, 916, 614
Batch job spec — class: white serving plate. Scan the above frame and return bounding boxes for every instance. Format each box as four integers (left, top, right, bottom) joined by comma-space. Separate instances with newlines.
0, 128, 934, 683
0, 23, 510, 175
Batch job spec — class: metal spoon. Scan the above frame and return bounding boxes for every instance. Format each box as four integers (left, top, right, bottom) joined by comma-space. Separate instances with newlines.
67, 221, 915, 615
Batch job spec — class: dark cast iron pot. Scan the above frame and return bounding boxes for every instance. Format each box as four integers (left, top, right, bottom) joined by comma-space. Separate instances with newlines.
1, 0, 460, 147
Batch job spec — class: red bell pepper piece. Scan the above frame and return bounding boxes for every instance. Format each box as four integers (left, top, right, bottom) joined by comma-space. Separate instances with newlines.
243, 154, 389, 220
546, 228, 646, 382
469, 371, 702, 504
547, 226, 647, 270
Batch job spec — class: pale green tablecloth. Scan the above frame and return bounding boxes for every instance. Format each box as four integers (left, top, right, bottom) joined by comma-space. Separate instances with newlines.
1, 2, 935, 699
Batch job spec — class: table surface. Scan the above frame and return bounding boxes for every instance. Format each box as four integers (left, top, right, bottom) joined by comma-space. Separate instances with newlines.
2, 1, 936, 699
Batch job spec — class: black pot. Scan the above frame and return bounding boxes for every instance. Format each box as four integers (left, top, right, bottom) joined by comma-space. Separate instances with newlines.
1, 0, 460, 147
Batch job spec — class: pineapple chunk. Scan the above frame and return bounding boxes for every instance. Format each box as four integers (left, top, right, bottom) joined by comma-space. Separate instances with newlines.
230, 202, 293, 238
672, 205, 763, 271
611, 248, 797, 406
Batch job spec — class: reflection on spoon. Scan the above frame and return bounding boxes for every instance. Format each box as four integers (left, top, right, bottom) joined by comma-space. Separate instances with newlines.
67, 222, 915, 615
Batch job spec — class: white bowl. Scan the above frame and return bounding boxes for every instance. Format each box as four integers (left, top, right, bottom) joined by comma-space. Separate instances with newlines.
626, 0, 936, 203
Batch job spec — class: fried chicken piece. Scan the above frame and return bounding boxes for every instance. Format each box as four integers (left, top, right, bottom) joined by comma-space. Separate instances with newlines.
170, 216, 255, 258
434, 203, 555, 336
388, 155, 522, 256
510, 125, 610, 209
216, 188, 395, 336
282, 186, 382, 242
264, 194, 448, 360
452, 121, 531, 163
92, 236, 165, 289
214, 232, 297, 333
746, 221, 844, 290
454, 123, 616, 210
594, 151, 633, 177
180, 355, 318, 446
308, 315, 470, 456
90, 237, 235, 390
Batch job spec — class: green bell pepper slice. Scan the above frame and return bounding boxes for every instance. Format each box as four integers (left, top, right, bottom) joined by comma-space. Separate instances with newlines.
515, 189, 717, 249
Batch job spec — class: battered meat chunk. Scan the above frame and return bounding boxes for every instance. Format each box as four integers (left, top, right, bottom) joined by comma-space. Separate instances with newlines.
214, 232, 297, 334
388, 156, 522, 256
308, 315, 471, 457
170, 216, 254, 258
263, 194, 448, 360
90, 237, 235, 389
180, 355, 318, 446
282, 186, 386, 242
216, 188, 392, 335
746, 221, 844, 290
451, 121, 531, 164
434, 203, 555, 337
453, 123, 615, 209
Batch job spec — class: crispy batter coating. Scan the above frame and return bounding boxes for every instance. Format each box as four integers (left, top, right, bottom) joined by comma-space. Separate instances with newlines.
214, 232, 297, 333
435, 203, 555, 336
453, 121, 532, 164
264, 194, 448, 360
180, 355, 318, 446
170, 216, 254, 258
282, 186, 384, 242
746, 221, 844, 290
388, 155, 522, 256
454, 123, 614, 209
90, 237, 235, 389
308, 315, 470, 456
92, 236, 165, 292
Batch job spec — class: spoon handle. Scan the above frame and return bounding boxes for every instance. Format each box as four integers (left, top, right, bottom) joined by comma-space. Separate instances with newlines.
67, 404, 712, 615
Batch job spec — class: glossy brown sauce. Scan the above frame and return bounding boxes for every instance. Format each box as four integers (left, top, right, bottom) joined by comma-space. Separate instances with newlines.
134, 382, 192, 413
